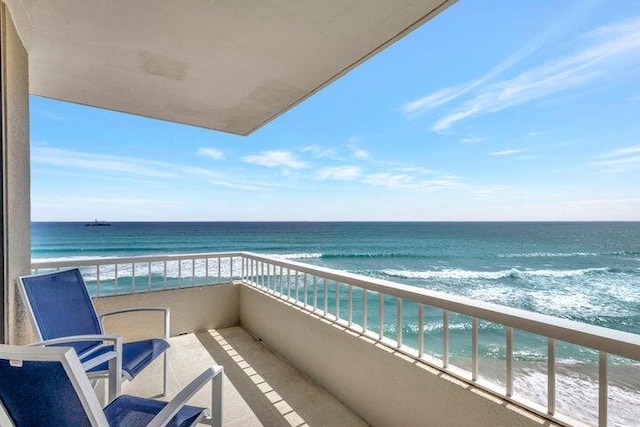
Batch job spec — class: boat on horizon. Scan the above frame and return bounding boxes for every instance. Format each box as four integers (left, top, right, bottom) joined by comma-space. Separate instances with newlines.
84, 219, 111, 226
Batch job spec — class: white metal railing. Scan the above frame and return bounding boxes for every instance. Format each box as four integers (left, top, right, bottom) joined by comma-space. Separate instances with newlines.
31, 251, 640, 427
31, 252, 244, 297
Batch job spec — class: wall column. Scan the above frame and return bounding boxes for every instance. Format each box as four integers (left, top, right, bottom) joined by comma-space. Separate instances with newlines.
1, 2, 31, 344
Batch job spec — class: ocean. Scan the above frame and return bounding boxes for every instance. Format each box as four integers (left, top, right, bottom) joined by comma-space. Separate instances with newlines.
32, 221, 640, 425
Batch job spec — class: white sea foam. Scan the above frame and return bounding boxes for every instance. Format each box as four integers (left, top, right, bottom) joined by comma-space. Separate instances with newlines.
381, 267, 608, 281
509, 364, 640, 426
498, 251, 600, 258
270, 253, 323, 260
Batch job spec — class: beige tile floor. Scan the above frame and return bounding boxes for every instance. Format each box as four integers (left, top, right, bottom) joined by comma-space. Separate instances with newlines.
121, 327, 369, 427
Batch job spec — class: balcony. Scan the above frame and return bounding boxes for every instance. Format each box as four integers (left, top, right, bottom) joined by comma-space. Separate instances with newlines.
124, 327, 367, 427
31, 252, 640, 427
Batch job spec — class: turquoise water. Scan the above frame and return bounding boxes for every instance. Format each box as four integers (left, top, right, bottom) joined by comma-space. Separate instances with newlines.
32, 221, 640, 333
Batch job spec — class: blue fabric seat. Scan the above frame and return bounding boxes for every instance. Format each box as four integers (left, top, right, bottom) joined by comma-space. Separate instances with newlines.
18, 268, 171, 400
0, 344, 223, 427
89, 338, 170, 378
104, 395, 203, 427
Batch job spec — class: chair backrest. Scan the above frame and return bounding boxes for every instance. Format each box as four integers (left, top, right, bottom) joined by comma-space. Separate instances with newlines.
18, 269, 103, 355
0, 344, 108, 426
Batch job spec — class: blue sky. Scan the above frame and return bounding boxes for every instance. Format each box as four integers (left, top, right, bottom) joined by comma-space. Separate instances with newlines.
31, 0, 640, 221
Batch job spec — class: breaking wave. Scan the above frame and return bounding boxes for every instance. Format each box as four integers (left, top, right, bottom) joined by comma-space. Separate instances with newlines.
379, 267, 611, 280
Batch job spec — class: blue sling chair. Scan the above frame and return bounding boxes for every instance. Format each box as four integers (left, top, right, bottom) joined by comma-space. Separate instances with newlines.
18, 268, 171, 402
0, 344, 223, 426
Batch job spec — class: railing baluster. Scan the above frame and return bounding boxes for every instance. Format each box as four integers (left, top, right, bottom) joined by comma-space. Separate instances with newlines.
443, 310, 449, 368
548, 338, 556, 416
96, 265, 101, 297
418, 304, 424, 358
279, 266, 284, 295
163, 261, 167, 289
132, 262, 136, 292
261, 262, 265, 288
472, 317, 478, 381
348, 285, 353, 327
295, 271, 299, 302
148, 261, 152, 290
313, 276, 318, 310
206, 257, 210, 282
115, 264, 119, 294
599, 351, 608, 427
218, 258, 222, 282
303, 273, 308, 307
335, 282, 340, 319
397, 297, 402, 349
286, 268, 291, 299
362, 288, 368, 333
178, 260, 182, 288
230, 257, 234, 280
192, 258, 196, 285
378, 294, 384, 340
506, 327, 513, 397
323, 278, 328, 315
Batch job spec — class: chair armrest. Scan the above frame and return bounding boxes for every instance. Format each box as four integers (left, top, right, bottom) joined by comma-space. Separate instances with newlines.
147, 366, 224, 427
99, 307, 170, 340
29, 334, 123, 401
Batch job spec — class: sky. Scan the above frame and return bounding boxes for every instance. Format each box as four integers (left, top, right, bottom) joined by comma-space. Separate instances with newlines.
30, 0, 640, 222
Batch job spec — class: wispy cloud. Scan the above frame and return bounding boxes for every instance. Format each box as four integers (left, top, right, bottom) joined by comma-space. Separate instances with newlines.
32, 146, 269, 191
490, 149, 525, 156
363, 172, 463, 190
591, 144, 640, 172
405, 17, 640, 132
243, 150, 308, 169
401, 9, 579, 117
317, 166, 361, 181
197, 147, 225, 160
599, 144, 640, 158
32, 146, 178, 179
301, 145, 339, 160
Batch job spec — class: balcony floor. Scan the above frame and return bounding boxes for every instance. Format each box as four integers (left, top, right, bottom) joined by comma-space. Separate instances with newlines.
122, 326, 369, 427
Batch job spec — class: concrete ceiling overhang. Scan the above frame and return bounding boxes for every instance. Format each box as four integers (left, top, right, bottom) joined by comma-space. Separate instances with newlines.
6, 0, 455, 135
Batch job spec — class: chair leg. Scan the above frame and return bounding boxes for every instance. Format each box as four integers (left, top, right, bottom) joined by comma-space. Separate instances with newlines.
211, 369, 223, 427
162, 351, 168, 397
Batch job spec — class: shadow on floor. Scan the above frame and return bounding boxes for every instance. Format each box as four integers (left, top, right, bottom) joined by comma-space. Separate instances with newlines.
195, 327, 368, 427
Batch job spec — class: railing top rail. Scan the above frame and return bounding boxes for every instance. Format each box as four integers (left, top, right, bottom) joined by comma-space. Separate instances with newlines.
31, 251, 245, 269
241, 252, 640, 361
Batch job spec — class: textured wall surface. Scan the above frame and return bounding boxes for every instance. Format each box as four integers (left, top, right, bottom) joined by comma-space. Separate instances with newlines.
2, 3, 31, 344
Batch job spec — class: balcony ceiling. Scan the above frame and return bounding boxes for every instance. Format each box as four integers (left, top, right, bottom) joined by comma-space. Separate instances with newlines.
5, 0, 454, 135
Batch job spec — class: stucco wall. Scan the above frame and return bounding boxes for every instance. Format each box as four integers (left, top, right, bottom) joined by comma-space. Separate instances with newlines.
240, 285, 549, 427
2, 3, 31, 344
93, 283, 239, 340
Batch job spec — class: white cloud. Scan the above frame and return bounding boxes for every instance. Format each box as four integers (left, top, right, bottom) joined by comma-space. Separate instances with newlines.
32, 145, 268, 191
490, 149, 525, 156
351, 147, 369, 159
406, 17, 640, 132
197, 147, 224, 160
317, 166, 361, 181
32, 146, 178, 179
599, 144, 640, 158
243, 150, 308, 169
591, 144, 640, 173
363, 172, 463, 190
301, 145, 339, 159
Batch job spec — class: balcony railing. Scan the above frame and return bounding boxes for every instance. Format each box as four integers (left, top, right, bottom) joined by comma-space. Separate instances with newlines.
32, 251, 640, 427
